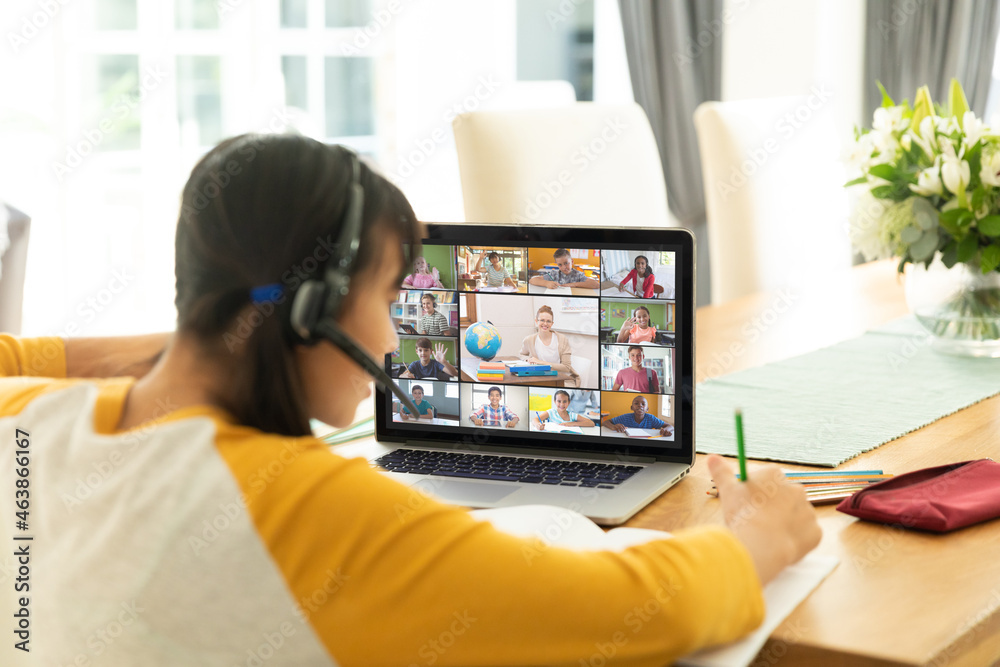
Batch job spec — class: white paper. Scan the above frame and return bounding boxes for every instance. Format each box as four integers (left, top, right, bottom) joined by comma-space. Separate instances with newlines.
544, 286, 573, 295
541, 424, 583, 434
471, 505, 838, 667
676, 555, 839, 667
624, 427, 649, 437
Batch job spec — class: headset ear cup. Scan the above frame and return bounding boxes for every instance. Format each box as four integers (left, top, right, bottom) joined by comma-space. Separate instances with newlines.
290, 280, 327, 342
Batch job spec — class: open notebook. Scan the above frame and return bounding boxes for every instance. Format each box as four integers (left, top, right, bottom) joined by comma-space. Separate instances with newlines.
470, 505, 838, 667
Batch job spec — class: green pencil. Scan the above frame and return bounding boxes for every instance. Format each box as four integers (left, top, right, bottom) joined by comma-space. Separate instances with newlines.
735, 409, 748, 481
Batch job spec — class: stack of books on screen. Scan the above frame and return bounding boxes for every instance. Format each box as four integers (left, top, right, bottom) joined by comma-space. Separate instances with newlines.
509, 364, 555, 376
711, 470, 893, 505
477, 361, 506, 381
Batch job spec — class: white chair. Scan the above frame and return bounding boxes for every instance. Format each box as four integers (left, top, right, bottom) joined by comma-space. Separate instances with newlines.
0, 204, 30, 334
452, 103, 671, 228
693, 97, 853, 304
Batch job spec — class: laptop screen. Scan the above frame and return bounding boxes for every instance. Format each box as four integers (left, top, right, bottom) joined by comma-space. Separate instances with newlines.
378, 223, 694, 463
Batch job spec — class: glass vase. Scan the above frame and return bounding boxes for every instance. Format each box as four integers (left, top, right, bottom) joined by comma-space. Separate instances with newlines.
904, 258, 1000, 357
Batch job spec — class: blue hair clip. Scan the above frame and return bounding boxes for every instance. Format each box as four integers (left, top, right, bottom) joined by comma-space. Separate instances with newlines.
250, 283, 284, 304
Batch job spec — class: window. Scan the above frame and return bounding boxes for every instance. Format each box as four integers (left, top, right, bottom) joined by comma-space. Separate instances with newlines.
516, 0, 595, 100
34, 0, 384, 335
16, 1, 631, 335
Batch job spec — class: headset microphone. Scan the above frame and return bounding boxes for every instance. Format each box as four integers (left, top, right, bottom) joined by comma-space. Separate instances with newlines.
315, 320, 421, 416
288, 148, 422, 418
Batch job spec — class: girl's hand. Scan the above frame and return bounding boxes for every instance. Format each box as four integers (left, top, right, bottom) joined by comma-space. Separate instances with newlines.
433, 343, 448, 363
707, 455, 822, 585
621, 316, 637, 330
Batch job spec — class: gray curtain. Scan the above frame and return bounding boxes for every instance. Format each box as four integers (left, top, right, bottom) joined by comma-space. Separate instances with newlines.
865, 0, 1000, 118
618, 0, 722, 306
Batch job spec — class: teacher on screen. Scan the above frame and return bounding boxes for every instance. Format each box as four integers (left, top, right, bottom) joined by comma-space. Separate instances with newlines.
518, 305, 580, 387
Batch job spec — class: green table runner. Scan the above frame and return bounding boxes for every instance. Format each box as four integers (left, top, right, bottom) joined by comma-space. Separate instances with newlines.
695, 316, 1000, 467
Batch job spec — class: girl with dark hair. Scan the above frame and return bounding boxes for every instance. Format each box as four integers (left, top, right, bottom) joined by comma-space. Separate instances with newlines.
618, 254, 656, 298
474, 250, 516, 288
0, 133, 821, 666
530, 389, 595, 430
616, 304, 658, 343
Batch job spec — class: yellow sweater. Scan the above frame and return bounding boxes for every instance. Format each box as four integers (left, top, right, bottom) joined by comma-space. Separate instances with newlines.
0, 335, 764, 666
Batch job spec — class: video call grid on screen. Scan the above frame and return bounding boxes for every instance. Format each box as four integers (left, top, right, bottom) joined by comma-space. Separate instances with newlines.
384, 236, 689, 455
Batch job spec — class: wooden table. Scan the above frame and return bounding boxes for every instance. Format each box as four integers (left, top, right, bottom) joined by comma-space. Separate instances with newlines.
627, 260, 1000, 666
459, 356, 572, 387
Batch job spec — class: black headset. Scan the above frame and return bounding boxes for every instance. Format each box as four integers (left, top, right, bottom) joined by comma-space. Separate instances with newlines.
288, 149, 421, 417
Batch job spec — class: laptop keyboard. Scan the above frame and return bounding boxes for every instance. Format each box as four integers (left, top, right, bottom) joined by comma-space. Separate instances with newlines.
374, 449, 643, 489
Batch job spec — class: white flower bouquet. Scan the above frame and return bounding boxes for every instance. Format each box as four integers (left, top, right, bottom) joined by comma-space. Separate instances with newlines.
846, 79, 1000, 344
847, 79, 1000, 271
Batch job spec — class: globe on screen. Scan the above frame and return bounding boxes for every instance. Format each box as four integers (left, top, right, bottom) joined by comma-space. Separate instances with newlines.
464, 321, 502, 361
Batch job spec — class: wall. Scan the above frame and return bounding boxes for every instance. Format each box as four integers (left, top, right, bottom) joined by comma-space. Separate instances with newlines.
413, 245, 457, 289
601, 300, 669, 330
600, 391, 672, 424
396, 335, 457, 366
527, 247, 601, 274
462, 293, 536, 358
721, 0, 865, 151
395, 378, 460, 417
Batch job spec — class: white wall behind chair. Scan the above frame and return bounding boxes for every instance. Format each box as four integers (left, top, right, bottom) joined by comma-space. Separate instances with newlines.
722, 0, 865, 135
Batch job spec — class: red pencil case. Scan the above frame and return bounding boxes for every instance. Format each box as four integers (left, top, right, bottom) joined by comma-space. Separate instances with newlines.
836, 459, 1000, 533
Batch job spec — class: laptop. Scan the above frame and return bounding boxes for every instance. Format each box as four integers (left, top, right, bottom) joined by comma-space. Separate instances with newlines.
354, 223, 695, 525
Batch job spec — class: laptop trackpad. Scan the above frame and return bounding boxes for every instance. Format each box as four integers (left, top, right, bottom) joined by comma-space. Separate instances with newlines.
413, 479, 519, 505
